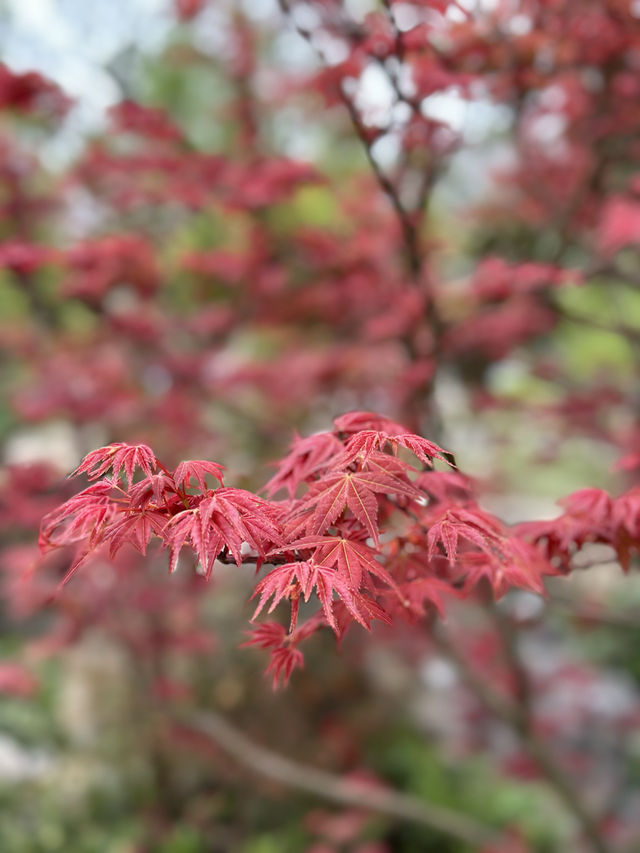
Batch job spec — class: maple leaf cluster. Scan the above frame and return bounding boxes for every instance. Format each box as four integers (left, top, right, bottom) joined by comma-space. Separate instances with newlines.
517, 487, 640, 573
40, 412, 565, 686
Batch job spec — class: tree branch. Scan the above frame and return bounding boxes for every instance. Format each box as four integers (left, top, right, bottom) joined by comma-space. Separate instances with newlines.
435, 625, 614, 853
176, 708, 501, 848
277, 0, 424, 279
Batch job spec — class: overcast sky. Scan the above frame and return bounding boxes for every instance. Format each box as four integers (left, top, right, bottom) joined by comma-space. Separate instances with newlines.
0, 0, 501, 179
0, 0, 174, 162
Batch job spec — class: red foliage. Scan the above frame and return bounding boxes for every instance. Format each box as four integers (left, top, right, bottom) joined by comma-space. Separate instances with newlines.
1, 2, 640, 847
0, 63, 70, 117
39, 414, 567, 682
0, 663, 39, 698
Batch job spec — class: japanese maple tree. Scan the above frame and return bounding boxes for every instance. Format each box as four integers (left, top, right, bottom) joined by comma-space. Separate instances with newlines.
0, 1, 639, 851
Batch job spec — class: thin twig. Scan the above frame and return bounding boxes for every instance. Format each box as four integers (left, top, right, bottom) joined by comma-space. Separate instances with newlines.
277, 0, 424, 278
488, 598, 532, 722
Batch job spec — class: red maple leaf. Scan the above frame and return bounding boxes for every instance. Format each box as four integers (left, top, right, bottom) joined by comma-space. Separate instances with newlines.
103, 508, 168, 558
282, 535, 400, 597
332, 411, 408, 435
340, 429, 449, 468
72, 443, 157, 487
162, 489, 281, 576
265, 645, 305, 688
426, 506, 502, 563
242, 623, 304, 688
457, 538, 552, 598
127, 474, 177, 509
252, 559, 340, 631
173, 460, 225, 493
300, 467, 422, 544
264, 431, 343, 498
39, 480, 118, 551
